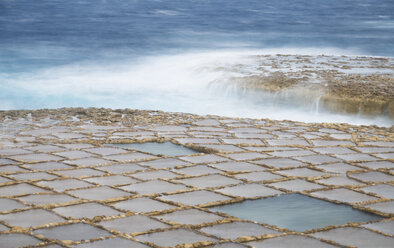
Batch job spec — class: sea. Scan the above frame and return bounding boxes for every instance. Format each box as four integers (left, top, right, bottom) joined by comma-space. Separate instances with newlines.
1, 0, 393, 126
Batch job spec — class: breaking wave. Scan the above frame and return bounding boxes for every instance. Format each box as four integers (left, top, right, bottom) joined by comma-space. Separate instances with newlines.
2, 48, 392, 127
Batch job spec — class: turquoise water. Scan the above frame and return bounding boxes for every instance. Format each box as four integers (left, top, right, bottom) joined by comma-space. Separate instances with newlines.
109, 142, 198, 157
209, 194, 381, 231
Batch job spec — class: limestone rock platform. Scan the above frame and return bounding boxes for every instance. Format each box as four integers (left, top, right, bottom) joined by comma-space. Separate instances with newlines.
0, 108, 393, 247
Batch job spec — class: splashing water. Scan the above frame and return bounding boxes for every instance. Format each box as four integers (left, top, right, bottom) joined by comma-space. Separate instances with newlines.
2, 49, 392, 127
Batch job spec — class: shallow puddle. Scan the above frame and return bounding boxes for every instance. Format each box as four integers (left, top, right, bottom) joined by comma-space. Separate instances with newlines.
209, 193, 381, 231
109, 142, 198, 157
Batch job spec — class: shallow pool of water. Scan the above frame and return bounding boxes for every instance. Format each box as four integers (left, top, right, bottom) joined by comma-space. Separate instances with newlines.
209, 193, 381, 231
109, 142, 199, 157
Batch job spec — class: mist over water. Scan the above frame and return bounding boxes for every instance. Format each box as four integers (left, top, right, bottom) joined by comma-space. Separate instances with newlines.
1, 0, 393, 126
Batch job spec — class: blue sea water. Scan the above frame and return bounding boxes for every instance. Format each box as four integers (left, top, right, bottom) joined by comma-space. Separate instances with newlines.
1, 0, 393, 125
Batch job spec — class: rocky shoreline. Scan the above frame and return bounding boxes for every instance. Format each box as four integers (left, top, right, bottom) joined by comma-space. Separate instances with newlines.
220, 55, 394, 119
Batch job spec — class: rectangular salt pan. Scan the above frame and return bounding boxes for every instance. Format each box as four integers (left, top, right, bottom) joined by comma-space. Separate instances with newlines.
109, 142, 198, 157
209, 193, 381, 232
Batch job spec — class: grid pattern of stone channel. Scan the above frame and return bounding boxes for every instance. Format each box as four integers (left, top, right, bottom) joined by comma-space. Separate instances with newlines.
0, 108, 393, 248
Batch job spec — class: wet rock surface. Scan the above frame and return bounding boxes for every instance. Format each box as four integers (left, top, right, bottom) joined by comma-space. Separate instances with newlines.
219, 55, 394, 118
0, 108, 393, 247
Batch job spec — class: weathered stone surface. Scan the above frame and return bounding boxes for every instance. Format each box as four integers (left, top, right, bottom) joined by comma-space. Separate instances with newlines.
295, 154, 341, 164
0, 198, 26, 212
335, 153, 377, 162
85, 147, 128, 156
84, 175, 138, 186
311, 227, 394, 248
268, 149, 315, 157
360, 184, 394, 199
200, 222, 280, 240
210, 243, 250, 247
312, 147, 356, 155
0, 223, 9, 231
216, 183, 282, 198
34, 223, 111, 242
174, 165, 222, 176
17, 193, 78, 206
179, 154, 230, 164
112, 197, 177, 213
360, 141, 394, 147
266, 139, 309, 146
311, 188, 378, 203
0, 183, 51, 196
54, 168, 105, 178
357, 161, 394, 170
136, 228, 217, 247
234, 171, 283, 182
63, 157, 111, 167
210, 161, 265, 172
349, 171, 393, 183
0, 176, 12, 184
9, 172, 58, 181
0, 233, 42, 247
175, 138, 220, 144
156, 209, 224, 225
254, 158, 305, 168
37, 179, 93, 192
362, 200, 394, 214
73, 237, 149, 248
99, 215, 169, 234
22, 161, 72, 171
98, 163, 145, 174
60, 143, 94, 150
199, 144, 245, 152
68, 186, 132, 201
357, 147, 394, 153
121, 180, 187, 195
269, 179, 325, 192
0, 148, 33, 156
130, 170, 179, 180
312, 140, 355, 146
317, 176, 364, 186
225, 152, 269, 161
54, 150, 93, 160
247, 234, 337, 248
9, 153, 63, 163
159, 190, 232, 206
152, 125, 187, 132
139, 158, 188, 169
174, 174, 241, 189
105, 152, 157, 162
194, 119, 221, 126
276, 168, 327, 178
315, 162, 361, 174
53, 202, 122, 219
0, 158, 17, 165
0, 209, 65, 228
0, 165, 29, 173
362, 220, 394, 236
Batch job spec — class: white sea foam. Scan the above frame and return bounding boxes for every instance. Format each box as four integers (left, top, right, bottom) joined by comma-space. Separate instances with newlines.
4, 49, 393, 127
